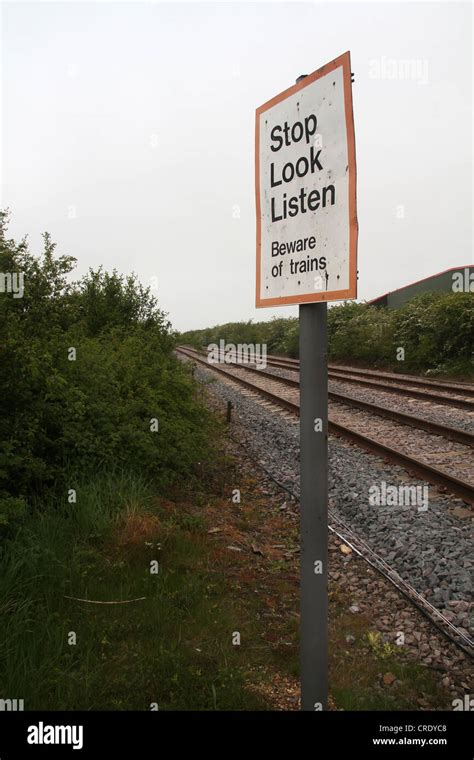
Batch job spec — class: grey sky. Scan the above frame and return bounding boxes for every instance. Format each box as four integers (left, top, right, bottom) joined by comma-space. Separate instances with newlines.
1, 1, 472, 331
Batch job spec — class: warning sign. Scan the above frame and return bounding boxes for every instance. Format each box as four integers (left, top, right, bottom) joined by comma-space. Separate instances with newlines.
255, 51, 358, 307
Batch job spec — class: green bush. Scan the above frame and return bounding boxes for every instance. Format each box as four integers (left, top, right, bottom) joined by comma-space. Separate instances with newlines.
179, 293, 473, 376
0, 211, 217, 532
328, 302, 395, 365
393, 292, 473, 374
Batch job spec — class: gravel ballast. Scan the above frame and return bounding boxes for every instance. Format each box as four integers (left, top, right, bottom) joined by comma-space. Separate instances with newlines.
191, 362, 473, 641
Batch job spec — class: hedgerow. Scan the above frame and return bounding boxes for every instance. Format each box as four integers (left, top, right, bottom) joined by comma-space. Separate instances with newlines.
180, 294, 473, 375
0, 211, 216, 533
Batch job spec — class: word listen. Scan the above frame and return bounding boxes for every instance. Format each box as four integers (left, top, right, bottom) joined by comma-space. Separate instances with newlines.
269, 113, 336, 223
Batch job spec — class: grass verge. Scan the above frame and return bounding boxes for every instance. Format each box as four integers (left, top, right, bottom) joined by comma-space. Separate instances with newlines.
0, 470, 268, 710
0, 441, 455, 711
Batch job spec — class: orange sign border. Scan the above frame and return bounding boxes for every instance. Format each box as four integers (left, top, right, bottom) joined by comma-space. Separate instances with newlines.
255, 51, 358, 308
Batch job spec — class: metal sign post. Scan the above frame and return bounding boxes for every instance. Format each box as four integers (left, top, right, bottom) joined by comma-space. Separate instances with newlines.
299, 301, 328, 710
255, 51, 357, 711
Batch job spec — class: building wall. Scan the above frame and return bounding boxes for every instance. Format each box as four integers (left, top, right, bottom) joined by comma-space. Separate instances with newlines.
370, 266, 474, 309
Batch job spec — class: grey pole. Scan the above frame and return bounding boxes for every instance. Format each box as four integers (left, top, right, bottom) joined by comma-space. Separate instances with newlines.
295, 71, 328, 711
299, 300, 328, 711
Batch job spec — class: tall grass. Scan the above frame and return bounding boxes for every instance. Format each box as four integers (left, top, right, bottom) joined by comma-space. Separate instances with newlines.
0, 472, 152, 705
0, 472, 267, 710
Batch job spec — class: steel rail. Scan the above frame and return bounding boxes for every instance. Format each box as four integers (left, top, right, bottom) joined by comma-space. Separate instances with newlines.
229, 434, 473, 658
178, 346, 474, 446
176, 346, 474, 504
264, 354, 474, 396
184, 346, 474, 409
327, 364, 474, 396
328, 371, 474, 411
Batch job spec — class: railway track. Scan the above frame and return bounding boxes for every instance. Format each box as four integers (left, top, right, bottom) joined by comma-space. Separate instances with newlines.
263, 353, 474, 392
230, 434, 474, 658
248, 355, 474, 410
327, 363, 474, 396
184, 348, 473, 446
177, 346, 474, 505
177, 345, 473, 656
187, 347, 474, 409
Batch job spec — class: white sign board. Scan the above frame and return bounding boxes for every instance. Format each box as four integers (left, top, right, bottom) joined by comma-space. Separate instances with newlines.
255, 51, 358, 307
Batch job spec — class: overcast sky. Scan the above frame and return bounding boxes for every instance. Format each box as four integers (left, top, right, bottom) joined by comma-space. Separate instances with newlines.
1, 1, 472, 331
